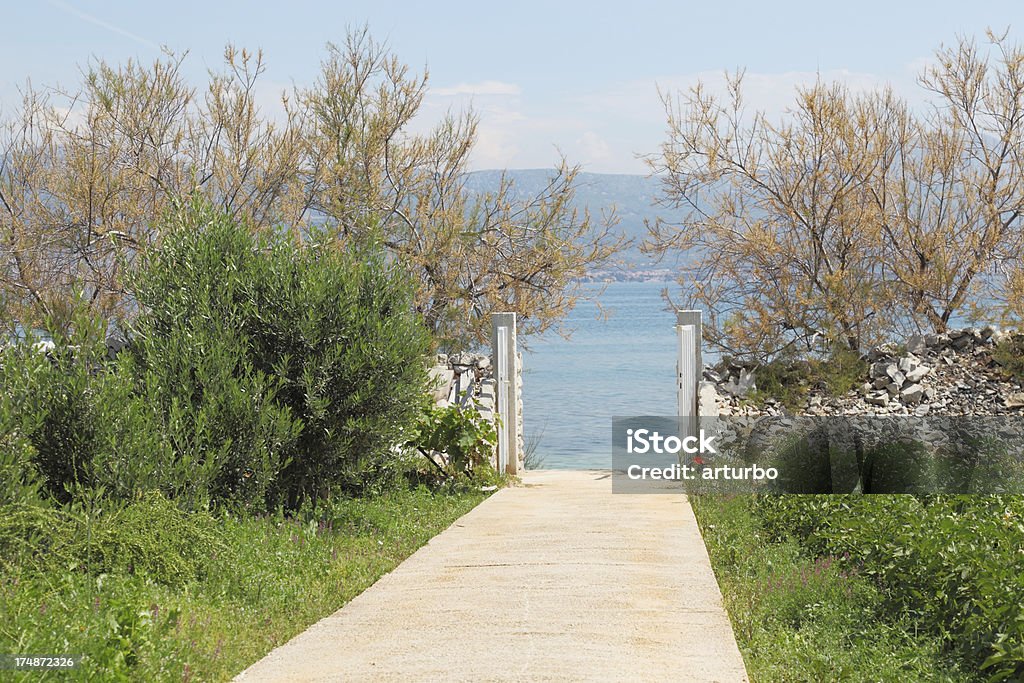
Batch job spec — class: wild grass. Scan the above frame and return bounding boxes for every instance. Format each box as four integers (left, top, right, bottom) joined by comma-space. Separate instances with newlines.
0, 486, 486, 681
523, 420, 548, 470
691, 494, 973, 682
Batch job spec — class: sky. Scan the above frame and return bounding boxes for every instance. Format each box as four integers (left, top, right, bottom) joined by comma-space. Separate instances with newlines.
2, 1, 1024, 174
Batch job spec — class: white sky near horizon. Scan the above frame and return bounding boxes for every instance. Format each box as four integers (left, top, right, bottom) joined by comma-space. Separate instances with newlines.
2, 1, 1024, 174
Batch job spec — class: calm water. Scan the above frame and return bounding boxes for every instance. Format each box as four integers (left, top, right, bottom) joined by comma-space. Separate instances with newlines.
522, 280, 690, 469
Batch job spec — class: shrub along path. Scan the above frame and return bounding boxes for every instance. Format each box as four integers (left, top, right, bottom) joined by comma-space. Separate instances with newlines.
235, 469, 748, 682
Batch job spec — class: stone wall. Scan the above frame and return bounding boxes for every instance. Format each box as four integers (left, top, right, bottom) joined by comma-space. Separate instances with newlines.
427, 352, 501, 469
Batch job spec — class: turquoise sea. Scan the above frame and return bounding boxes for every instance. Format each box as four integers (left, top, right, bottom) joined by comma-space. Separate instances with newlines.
522, 280, 698, 469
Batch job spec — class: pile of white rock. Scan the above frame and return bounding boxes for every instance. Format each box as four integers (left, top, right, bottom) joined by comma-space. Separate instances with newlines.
427, 352, 496, 418
705, 326, 1024, 417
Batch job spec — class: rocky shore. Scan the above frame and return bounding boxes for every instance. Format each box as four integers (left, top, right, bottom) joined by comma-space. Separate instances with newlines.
704, 326, 1024, 417
693, 328, 1024, 494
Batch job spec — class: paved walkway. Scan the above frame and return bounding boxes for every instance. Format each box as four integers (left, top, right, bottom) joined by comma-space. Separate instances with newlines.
235, 470, 749, 682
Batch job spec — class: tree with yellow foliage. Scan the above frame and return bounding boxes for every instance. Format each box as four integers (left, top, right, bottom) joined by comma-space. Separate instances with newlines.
646, 30, 1024, 361
0, 28, 621, 346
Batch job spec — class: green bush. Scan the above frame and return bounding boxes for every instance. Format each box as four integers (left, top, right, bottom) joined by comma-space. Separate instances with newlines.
0, 503, 62, 576
128, 201, 430, 508
992, 333, 1024, 380
0, 426, 43, 508
119, 323, 300, 511
0, 200, 430, 513
0, 318, 222, 509
0, 492, 227, 593
0, 332, 98, 503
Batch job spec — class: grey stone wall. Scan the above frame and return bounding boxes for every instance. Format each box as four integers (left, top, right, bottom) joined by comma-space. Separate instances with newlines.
427, 352, 501, 469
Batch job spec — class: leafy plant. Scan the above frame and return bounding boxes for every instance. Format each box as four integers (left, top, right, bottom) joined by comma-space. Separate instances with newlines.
0, 200, 432, 512
0, 426, 43, 509
408, 404, 498, 480
71, 491, 229, 587
0, 323, 101, 503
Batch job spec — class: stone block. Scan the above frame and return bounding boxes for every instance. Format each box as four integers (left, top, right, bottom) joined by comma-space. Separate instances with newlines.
428, 366, 455, 403
866, 393, 889, 407
905, 366, 931, 383
905, 334, 927, 355
900, 383, 924, 404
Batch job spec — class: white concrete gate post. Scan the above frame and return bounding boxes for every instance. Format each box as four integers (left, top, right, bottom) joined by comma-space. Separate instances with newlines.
492, 312, 520, 475
676, 310, 702, 441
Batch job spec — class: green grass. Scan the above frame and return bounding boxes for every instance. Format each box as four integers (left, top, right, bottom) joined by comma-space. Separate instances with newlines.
744, 347, 868, 411
991, 334, 1024, 380
0, 486, 487, 681
691, 494, 973, 682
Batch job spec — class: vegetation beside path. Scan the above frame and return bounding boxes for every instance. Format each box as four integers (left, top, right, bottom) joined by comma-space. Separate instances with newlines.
692, 495, 980, 682
0, 203, 499, 680
1, 487, 486, 681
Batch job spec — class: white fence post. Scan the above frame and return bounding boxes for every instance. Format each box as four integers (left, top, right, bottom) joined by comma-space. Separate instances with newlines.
677, 310, 702, 441
492, 312, 520, 475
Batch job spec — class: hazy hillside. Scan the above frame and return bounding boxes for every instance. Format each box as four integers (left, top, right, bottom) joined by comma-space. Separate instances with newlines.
464, 170, 690, 271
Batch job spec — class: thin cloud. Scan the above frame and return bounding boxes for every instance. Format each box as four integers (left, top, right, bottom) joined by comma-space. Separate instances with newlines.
577, 130, 611, 163
432, 80, 521, 97
47, 0, 159, 50
569, 66, 927, 127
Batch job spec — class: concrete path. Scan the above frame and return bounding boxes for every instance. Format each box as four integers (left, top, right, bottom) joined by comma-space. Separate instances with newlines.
235, 470, 749, 682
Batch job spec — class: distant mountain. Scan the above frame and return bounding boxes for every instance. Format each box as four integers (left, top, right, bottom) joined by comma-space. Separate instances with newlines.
463, 169, 691, 271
